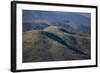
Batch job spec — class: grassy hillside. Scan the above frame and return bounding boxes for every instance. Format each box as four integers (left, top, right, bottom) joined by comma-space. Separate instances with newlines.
23, 26, 90, 63
43, 26, 90, 57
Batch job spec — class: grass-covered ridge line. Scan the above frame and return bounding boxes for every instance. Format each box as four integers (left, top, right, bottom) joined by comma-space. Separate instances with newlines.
23, 25, 90, 62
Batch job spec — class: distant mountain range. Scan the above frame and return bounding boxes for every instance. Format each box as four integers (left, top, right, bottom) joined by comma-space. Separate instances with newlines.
22, 10, 91, 62
23, 10, 91, 34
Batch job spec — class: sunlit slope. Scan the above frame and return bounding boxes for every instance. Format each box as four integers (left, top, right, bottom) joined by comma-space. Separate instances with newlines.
23, 26, 90, 62
44, 26, 90, 56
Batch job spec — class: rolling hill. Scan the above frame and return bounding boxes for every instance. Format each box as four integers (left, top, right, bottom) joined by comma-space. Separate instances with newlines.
22, 10, 91, 63
23, 26, 90, 62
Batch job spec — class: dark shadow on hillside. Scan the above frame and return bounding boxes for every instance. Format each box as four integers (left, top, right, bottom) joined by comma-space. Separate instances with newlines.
41, 31, 89, 59
59, 27, 75, 34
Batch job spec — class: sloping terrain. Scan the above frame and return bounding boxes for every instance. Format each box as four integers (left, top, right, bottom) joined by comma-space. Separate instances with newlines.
22, 10, 91, 63
23, 26, 90, 62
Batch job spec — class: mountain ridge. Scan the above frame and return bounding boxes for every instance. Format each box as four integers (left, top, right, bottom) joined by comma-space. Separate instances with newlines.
23, 26, 90, 62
